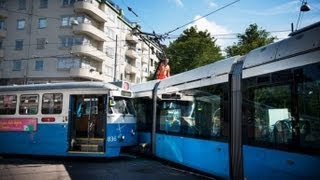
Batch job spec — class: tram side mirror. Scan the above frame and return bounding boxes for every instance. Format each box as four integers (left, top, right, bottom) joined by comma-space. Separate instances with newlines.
109, 97, 116, 107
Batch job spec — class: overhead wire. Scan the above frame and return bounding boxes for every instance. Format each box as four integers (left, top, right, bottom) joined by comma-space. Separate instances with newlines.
162, 0, 240, 38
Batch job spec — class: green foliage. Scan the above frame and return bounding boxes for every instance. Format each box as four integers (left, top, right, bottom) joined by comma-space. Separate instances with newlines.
225, 24, 277, 57
165, 26, 223, 75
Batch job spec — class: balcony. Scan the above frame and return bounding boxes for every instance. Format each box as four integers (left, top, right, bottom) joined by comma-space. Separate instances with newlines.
0, 8, 8, 18
126, 33, 139, 44
125, 49, 138, 59
125, 64, 137, 74
71, 45, 107, 62
74, 1, 108, 23
0, 49, 4, 58
70, 68, 104, 81
0, 29, 6, 38
73, 23, 107, 41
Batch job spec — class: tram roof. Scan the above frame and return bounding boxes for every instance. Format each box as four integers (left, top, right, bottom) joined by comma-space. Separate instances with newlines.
242, 20, 320, 78
0, 82, 121, 92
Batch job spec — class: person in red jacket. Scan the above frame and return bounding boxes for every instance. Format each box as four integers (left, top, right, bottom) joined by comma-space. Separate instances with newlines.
156, 58, 170, 80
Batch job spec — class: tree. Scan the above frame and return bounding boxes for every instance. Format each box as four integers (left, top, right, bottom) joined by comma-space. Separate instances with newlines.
225, 24, 276, 57
165, 26, 223, 75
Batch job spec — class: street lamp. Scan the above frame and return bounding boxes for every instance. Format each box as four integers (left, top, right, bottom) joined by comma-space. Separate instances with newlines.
300, 2, 311, 12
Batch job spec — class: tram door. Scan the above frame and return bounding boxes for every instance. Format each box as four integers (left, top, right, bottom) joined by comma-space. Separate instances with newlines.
69, 95, 107, 153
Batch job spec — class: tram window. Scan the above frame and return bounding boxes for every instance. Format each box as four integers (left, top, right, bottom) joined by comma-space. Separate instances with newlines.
0, 95, 17, 115
83, 98, 98, 115
244, 84, 292, 145
19, 94, 39, 115
42, 93, 63, 114
159, 101, 181, 133
194, 85, 227, 139
297, 66, 320, 149
157, 83, 227, 140
124, 98, 136, 115
111, 97, 133, 115
134, 98, 152, 131
194, 100, 212, 138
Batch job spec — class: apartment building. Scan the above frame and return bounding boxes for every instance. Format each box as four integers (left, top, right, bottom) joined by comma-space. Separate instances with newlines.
0, 0, 161, 85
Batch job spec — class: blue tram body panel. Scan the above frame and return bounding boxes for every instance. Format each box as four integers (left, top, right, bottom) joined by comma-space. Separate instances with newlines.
0, 124, 68, 156
0, 132, 32, 154
106, 123, 137, 147
156, 134, 229, 179
31, 124, 68, 156
243, 146, 320, 179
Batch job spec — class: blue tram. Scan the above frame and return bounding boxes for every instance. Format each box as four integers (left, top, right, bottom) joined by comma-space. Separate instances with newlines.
132, 21, 320, 179
0, 82, 137, 157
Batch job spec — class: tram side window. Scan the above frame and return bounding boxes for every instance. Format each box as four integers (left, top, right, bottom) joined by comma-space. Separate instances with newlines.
243, 83, 292, 145
157, 84, 227, 140
134, 98, 152, 131
19, 94, 39, 115
159, 101, 181, 133
193, 85, 227, 139
0, 95, 17, 115
42, 93, 63, 114
297, 65, 320, 149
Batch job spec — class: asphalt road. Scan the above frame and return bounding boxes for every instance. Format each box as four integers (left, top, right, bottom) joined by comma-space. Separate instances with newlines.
0, 155, 210, 180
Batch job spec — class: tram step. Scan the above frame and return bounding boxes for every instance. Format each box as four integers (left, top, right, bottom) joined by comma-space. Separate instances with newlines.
80, 144, 99, 152
76, 138, 104, 145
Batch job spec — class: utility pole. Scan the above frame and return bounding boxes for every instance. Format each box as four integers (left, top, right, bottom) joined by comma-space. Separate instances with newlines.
113, 35, 118, 82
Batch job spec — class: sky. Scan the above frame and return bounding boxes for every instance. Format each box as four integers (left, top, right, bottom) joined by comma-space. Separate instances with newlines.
115, 0, 320, 50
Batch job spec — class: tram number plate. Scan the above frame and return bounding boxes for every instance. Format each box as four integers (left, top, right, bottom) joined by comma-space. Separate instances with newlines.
107, 136, 117, 142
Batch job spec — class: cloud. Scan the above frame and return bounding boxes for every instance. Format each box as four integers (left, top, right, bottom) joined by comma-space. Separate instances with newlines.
206, 0, 217, 8
169, 0, 183, 7
244, 1, 300, 16
188, 15, 235, 49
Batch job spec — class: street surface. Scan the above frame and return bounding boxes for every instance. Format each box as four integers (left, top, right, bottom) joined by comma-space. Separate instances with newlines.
0, 155, 210, 180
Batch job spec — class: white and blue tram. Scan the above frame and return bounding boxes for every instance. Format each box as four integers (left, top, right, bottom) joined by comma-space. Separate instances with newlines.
132, 21, 320, 179
0, 82, 137, 157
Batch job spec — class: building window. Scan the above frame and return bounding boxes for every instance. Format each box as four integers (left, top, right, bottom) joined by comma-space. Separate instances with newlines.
35, 60, 44, 71
150, 59, 154, 67
17, 19, 25, 30
62, 0, 78, 7
104, 65, 113, 77
60, 36, 85, 48
12, 60, 22, 71
0, 40, 3, 49
39, 0, 48, 8
15, 40, 23, 50
105, 27, 115, 39
18, 0, 26, 10
0, 20, 5, 30
107, 8, 116, 22
38, 18, 47, 29
61, 15, 86, 27
106, 47, 115, 58
57, 58, 80, 69
37, 38, 46, 49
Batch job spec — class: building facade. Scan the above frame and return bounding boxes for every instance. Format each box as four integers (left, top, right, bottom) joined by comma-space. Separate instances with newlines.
0, 0, 161, 85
